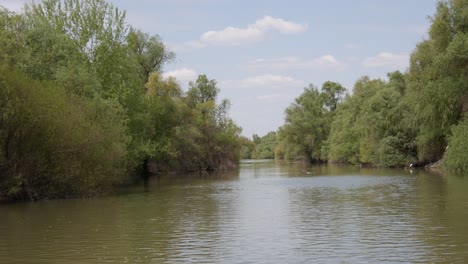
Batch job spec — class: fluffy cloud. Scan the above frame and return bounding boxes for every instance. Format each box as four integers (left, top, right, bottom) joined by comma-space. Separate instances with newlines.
222, 74, 304, 89
248, 55, 345, 71
200, 26, 263, 46
363, 52, 409, 68
162, 68, 198, 84
184, 16, 307, 48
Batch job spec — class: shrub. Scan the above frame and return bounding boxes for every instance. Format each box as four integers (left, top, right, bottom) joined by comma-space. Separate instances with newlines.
444, 117, 468, 173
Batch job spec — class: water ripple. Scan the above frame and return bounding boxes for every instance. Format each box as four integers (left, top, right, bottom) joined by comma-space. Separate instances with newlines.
1, 163, 468, 263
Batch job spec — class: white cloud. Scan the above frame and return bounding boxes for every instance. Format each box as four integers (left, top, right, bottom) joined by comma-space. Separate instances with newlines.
200, 26, 263, 46
162, 68, 198, 84
253, 16, 308, 34
248, 55, 345, 71
222, 74, 304, 89
183, 16, 307, 49
363, 52, 409, 68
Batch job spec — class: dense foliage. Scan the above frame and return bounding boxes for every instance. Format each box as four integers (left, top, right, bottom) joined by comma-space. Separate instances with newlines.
239, 132, 278, 159
324, 74, 418, 167
444, 117, 468, 173
275, 0, 467, 172
275, 82, 345, 162
0, 0, 466, 201
252, 132, 278, 159
407, 0, 468, 164
0, 0, 241, 201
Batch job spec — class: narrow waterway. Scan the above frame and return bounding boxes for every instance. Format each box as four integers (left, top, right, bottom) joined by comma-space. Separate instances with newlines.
1, 160, 468, 263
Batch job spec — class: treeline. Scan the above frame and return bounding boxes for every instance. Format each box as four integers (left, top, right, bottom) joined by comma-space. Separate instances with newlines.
0, 0, 241, 201
240, 132, 277, 159
246, 0, 468, 172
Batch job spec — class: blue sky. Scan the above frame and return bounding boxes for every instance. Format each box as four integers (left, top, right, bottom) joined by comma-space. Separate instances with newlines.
1, 0, 437, 137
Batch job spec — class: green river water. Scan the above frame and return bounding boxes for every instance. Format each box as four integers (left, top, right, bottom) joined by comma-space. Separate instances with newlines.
1, 160, 468, 263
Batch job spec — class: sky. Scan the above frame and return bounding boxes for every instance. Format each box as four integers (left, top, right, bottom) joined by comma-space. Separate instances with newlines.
0, 0, 438, 137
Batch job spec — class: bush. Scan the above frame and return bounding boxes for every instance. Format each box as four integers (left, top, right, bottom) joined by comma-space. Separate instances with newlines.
0, 69, 129, 201
444, 117, 468, 173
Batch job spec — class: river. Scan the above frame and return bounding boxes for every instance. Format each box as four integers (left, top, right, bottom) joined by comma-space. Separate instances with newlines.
1, 160, 468, 263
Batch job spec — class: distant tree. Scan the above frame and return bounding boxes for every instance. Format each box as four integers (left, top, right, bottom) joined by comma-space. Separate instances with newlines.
325, 75, 418, 166
252, 134, 261, 145
321, 81, 346, 112
239, 136, 255, 159
277, 85, 328, 162
182, 74, 241, 171
251, 132, 277, 159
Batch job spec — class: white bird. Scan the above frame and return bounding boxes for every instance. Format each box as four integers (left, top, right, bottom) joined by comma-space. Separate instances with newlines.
302, 170, 312, 175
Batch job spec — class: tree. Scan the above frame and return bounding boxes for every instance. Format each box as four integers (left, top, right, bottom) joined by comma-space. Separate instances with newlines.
406, 0, 468, 162
0, 8, 28, 68
444, 116, 468, 173
325, 75, 417, 167
239, 136, 255, 159
145, 72, 181, 98
277, 85, 328, 162
127, 28, 175, 82
183, 74, 241, 171
321, 81, 346, 112
25, 0, 127, 63
387, 71, 406, 95
252, 134, 261, 145
23, 0, 146, 100
188, 75, 219, 104
251, 132, 277, 159
325, 97, 360, 164
0, 69, 129, 201
0, 0, 244, 201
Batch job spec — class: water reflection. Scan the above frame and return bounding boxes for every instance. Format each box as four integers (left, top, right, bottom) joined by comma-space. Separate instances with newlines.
1, 160, 468, 263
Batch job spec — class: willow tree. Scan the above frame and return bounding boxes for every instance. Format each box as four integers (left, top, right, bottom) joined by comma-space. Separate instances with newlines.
127, 28, 175, 82
407, 0, 468, 162
277, 85, 329, 162
325, 73, 417, 167
24, 0, 127, 63
185, 75, 241, 171
321, 81, 346, 112
251, 132, 277, 159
